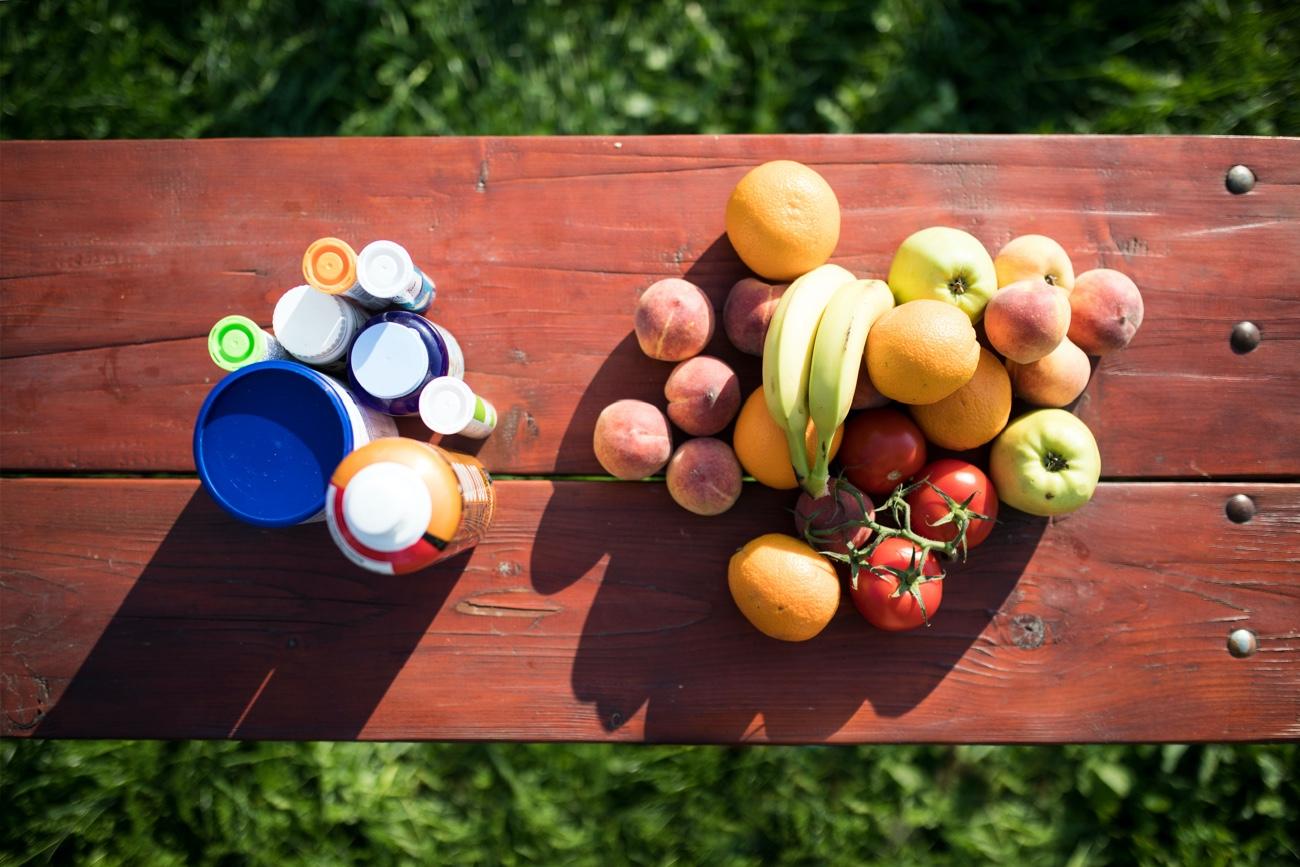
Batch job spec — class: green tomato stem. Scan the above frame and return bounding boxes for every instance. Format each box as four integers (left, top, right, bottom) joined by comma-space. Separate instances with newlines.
800, 477, 964, 573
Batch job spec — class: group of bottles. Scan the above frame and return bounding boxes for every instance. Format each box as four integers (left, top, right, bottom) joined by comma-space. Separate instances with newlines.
195, 238, 497, 574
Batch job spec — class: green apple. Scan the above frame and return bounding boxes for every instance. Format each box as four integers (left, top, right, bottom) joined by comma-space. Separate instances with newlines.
990, 409, 1101, 516
887, 226, 998, 322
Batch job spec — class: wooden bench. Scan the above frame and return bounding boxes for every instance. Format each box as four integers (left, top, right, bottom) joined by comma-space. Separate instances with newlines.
2, 136, 1297, 743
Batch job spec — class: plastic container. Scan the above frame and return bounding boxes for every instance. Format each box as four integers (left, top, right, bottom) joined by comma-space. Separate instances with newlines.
302, 237, 389, 311
347, 310, 465, 416
208, 315, 291, 372
326, 438, 496, 575
272, 285, 366, 369
194, 361, 398, 527
357, 240, 436, 313
419, 376, 498, 439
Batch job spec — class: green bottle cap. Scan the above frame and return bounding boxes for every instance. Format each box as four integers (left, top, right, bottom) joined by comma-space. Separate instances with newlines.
209, 315, 267, 371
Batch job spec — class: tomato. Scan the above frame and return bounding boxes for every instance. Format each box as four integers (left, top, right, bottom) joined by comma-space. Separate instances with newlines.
850, 538, 944, 631
837, 408, 927, 496
905, 459, 999, 549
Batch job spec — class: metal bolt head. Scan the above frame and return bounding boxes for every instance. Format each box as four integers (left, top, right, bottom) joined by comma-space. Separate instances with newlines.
1230, 321, 1261, 354
1225, 494, 1256, 523
1225, 165, 1256, 194
1227, 628, 1257, 658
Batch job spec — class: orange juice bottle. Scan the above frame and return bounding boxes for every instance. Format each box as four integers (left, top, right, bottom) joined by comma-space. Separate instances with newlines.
325, 438, 495, 574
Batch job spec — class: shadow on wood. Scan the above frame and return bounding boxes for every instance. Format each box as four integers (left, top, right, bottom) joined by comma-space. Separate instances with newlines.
531, 319, 1048, 743
35, 490, 463, 739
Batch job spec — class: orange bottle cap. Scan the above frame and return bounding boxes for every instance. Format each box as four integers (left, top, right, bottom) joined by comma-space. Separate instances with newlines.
303, 237, 358, 294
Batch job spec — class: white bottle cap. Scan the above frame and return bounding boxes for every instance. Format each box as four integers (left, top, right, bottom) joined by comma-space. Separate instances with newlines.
341, 462, 433, 553
351, 321, 430, 399
357, 241, 416, 300
272, 285, 353, 361
419, 376, 478, 435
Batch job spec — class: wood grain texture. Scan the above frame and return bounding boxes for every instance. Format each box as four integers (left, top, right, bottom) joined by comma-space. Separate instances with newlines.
4, 478, 1297, 743
3, 136, 1299, 477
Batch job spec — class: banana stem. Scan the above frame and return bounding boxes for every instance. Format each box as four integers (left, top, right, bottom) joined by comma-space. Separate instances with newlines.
804, 441, 833, 498
805, 470, 830, 499
784, 425, 811, 488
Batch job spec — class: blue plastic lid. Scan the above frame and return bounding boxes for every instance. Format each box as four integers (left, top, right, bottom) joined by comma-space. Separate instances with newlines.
193, 360, 355, 527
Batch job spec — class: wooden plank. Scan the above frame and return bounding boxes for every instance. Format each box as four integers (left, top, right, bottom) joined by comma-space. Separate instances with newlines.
2, 321, 1297, 476
2, 136, 1298, 477
4, 136, 1298, 358
3, 478, 1297, 743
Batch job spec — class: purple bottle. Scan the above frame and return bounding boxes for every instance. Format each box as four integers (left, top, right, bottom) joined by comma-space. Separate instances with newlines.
347, 311, 465, 416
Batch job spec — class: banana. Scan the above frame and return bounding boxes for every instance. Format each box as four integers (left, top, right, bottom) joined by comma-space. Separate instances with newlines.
805, 278, 895, 497
761, 263, 856, 488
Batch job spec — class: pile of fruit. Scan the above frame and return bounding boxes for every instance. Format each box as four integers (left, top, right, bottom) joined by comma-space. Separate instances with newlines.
593, 160, 1145, 639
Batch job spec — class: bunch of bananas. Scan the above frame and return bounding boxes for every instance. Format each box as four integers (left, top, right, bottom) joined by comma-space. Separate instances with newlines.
761, 265, 895, 498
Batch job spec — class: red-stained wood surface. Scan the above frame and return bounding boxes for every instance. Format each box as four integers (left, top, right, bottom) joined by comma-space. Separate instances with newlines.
3, 478, 1298, 743
2, 136, 1298, 744
3, 137, 1299, 478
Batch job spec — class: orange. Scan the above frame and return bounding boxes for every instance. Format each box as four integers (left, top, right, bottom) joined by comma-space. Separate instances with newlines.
866, 300, 979, 405
725, 161, 840, 282
910, 347, 1012, 451
728, 533, 841, 641
733, 387, 842, 490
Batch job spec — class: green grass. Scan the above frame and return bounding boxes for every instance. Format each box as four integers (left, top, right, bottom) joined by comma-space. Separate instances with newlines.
2, 0, 1297, 138
2, 1, 1298, 863
3, 741, 1296, 865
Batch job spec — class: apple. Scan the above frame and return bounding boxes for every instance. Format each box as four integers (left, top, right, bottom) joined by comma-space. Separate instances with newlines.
993, 234, 1076, 292
989, 409, 1101, 517
887, 226, 998, 323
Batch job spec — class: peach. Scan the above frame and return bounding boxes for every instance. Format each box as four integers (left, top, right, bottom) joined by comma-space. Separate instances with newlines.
664, 355, 742, 436
983, 278, 1071, 363
634, 278, 715, 361
794, 486, 874, 555
593, 399, 673, 479
994, 234, 1076, 292
665, 437, 743, 516
1006, 337, 1092, 407
1069, 268, 1144, 355
723, 277, 787, 356
850, 362, 891, 410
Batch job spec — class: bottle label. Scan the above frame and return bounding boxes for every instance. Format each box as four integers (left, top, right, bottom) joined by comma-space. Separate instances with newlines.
260, 332, 294, 362
342, 283, 392, 311
319, 375, 400, 445
455, 396, 498, 439
431, 323, 465, 379
325, 491, 396, 574
390, 269, 436, 313
440, 453, 495, 559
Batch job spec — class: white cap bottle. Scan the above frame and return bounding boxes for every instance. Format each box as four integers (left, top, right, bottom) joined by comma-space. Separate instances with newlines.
419, 376, 498, 439
271, 285, 365, 367
357, 240, 436, 313
340, 462, 434, 553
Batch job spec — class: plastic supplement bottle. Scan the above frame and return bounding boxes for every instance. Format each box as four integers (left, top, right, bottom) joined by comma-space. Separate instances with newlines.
326, 438, 496, 574
194, 361, 398, 527
272, 285, 366, 370
302, 237, 390, 310
357, 240, 436, 313
208, 315, 291, 372
347, 311, 465, 415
